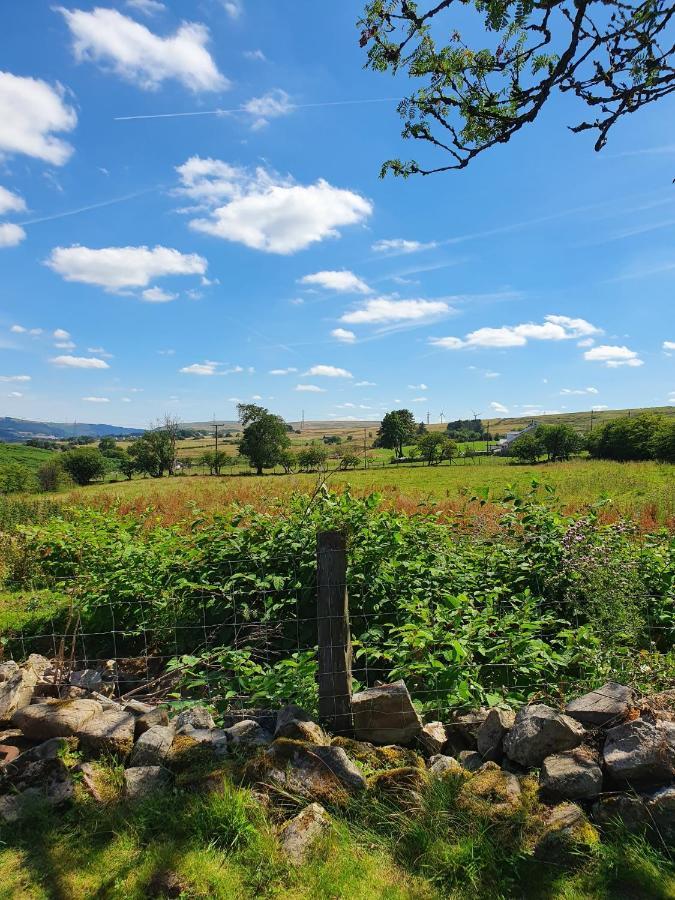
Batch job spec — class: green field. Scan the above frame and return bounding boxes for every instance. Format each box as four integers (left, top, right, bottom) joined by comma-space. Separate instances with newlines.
0, 442, 54, 472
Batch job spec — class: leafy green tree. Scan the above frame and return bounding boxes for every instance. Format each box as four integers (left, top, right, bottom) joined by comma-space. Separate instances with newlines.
510, 433, 543, 464
651, 419, 675, 463
61, 448, 106, 485
360, 0, 675, 176
376, 409, 417, 457
277, 449, 298, 474
238, 404, 291, 475
118, 454, 138, 481
98, 436, 117, 455
297, 446, 329, 472
417, 432, 456, 465
0, 463, 33, 494
588, 414, 661, 461
198, 450, 229, 475
37, 457, 67, 492
128, 430, 176, 478
536, 424, 582, 462
338, 451, 361, 470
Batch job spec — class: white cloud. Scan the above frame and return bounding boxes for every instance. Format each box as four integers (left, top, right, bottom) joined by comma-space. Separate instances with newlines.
82, 395, 110, 403
408, 383, 428, 390
53, 328, 71, 340
58, 8, 227, 92
0, 186, 26, 215
0, 223, 26, 247
295, 384, 326, 392
46, 245, 207, 291
485, 371, 501, 379
342, 297, 450, 325
490, 401, 509, 413
177, 157, 372, 254
11, 324, 42, 336
355, 380, 375, 387
179, 361, 219, 376
243, 89, 292, 129
125, 0, 165, 15
87, 346, 114, 358
223, 0, 243, 18
243, 49, 266, 62
663, 341, 675, 351
121, 397, 132, 402
560, 387, 599, 395
0, 374, 30, 382
583, 345, 644, 367
7, 391, 23, 398
592, 405, 609, 411
305, 365, 353, 378
331, 328, 356, 344
142, 286, 178, 302
431, 315, 601, 350
269, 367, 297, 375
300, 270, 370, 294
55, 340, 76, 350
411, 396, 427, 403
0, 72, 77, 165
371, 238, 437, 254
50, 355, 109, 369
577, 338, 595, 348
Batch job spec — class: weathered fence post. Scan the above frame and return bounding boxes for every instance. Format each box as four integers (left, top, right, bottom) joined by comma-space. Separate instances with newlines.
316, 530, 353, 735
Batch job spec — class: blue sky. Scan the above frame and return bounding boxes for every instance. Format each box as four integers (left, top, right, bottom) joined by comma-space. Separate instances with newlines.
0, 0, 673, 427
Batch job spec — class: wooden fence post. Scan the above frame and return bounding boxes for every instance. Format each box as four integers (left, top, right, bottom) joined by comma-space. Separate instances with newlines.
316, 530, 353, 735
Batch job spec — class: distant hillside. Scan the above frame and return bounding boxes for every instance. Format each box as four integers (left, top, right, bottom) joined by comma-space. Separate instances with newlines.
481, 406, 675, 434
0, 417, 144, 443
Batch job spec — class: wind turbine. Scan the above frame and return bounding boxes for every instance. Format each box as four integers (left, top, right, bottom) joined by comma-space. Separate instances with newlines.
439, 410, 445, 425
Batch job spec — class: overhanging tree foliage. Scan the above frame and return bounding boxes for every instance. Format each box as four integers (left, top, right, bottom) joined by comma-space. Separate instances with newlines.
359, 0, 675, 175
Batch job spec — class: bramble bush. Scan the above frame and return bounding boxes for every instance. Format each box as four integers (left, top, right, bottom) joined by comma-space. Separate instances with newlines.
2, 485, 673, 715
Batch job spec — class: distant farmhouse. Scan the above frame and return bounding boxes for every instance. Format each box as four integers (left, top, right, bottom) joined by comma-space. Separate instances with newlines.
494, 422, 539, 455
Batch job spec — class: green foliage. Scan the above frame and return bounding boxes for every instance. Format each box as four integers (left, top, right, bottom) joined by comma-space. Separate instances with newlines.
588, 413, 668, 461
37, 456, 69, 492
61, 447, 106, 485
297, 446, 328, 472
128, 430, 176, 478
0, 462, 33, 494
509, 432, 542, 464
238, 403, 291, 475
376, 409, 417, 457
416, 432, 457, 465
536, 424, 582, 461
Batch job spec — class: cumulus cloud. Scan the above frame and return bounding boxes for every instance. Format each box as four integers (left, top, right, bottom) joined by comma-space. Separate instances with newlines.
0, 374, 31, 382
331, 328, 356, 344
300, 270, 370, 294
355, 380, 375, 387
46, 244, 207, 292
0, 223, 26, 247
82, 395, 109, 402
560, 387, 599, 395
304, 365, 352, 378
176, 156, 372, 254
243, 49, 266, 62
341, 297, 450, 325
142, 286, 178, 302
243, 88, 292, 129
663, 340, 675, 351
50, 355, 109, 368
269, 367, 298, 375
10, 325, 42, 335
371, 238, 437, 254
58, 8, 227, 92
87, 346, 114, 358
490, 401, 509, 413
125, 0, 165, 15
430, 315, 601, 350
295, 384, 325, 392
7, 391, 23, 398
408, 383, 428, 390
0, 186, 26, 215
583, 345, 644, 367
179, 361, 219, 376
223, 0, 243, 18
0, 72, 77, 165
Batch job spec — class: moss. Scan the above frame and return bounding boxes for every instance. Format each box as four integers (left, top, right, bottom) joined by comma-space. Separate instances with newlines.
332, 737, 424, 775
166, 734, 218, 773
367, 767, 429, 805
457, 765, 523, 819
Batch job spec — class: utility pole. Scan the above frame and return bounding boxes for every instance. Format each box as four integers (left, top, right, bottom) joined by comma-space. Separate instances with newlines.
589, 409, 594, 434
363, 428, 368, 470
426, 411, 430, 426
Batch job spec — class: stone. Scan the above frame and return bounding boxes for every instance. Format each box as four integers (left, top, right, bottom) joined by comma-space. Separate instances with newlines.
7, 737, 78, 775
124, 766, 170, 801
168, 728, 228, 769
77, 710, 135, 755
279, 802, 331, 865
24, 655, 52, 678
0, 743, 20, 767
221, 708, 277, 734
0, 668, 37, 722
331, 736, 423, 772
276, 704, 311, 733
246, 739, 366, 805
603, 719, 675, 784
0, 661, 19, 682
477, 708, 515, 762
351, 681, 422, 745
13, 699, 103, 740
76, 762, 108, 803
503, 704, 585, 768
368, 766, 428, 802
224, 719, 272, 747
275, 706, 327, 745
428, 754, 462, 777
458, 763, 522, 816
458, 750, 484, 772
539, 750, 603, 802
131, 725, 174, 767
591, 794, 650, 831
534, 803, 599, 864
566, 682, 634, 727
174, 706, 216, 733
444, 709, 489, 754
419, 722, 447, 756
133, 707, 169, 738
69, 669, 103, 692
646, 785, 675, 841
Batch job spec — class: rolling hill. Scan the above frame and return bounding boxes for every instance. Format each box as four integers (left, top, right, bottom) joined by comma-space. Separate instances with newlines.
0, 417, 144, 443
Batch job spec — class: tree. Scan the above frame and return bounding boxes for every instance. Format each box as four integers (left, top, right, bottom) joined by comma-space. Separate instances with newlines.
588, 414, 661, 461
338, 450, 361, 470
0, 463, 33, 494
509, 432, 543, 464
297, 446, 329, 472
376, 409, 417, 457
417, 432, 456, 465
199, 450, 229, 475
128, 430, 176, 478
61, 447, 106, 485
536, 424, 582, 461
360, 0, 675, 176
652, 418, 675, 462
37, 458, 67, 492
238, 404, 291, 475
118, 454, 138, 481
277, 449, 298, 474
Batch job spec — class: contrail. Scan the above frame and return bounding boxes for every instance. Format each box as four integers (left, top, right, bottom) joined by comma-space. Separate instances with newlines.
18, 186, 161, 226
114, 97, 401, 122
